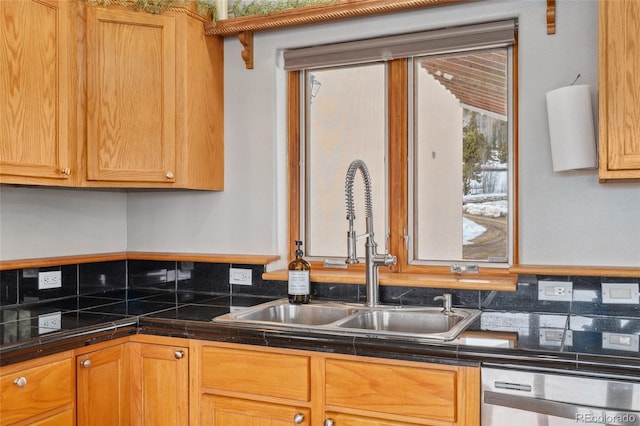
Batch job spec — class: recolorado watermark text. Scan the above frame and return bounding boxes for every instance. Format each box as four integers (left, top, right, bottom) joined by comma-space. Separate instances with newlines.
576, 413, 637, 424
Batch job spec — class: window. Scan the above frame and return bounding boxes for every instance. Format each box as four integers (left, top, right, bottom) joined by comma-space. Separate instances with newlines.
286, 20, 517, 275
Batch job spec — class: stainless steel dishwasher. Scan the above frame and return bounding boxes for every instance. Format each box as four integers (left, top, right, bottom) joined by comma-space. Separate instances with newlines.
482, 365, 640, 425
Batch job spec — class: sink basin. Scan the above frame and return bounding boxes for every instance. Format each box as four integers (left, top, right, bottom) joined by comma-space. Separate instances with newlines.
335, 309, 465, 334
214, 298, 479, 341
228, 301, 357, 326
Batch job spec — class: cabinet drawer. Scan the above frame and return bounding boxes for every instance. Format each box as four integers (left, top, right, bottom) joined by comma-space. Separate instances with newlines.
201, 395, 311, 425
325, 359, 457, 422
0, 355, 74, 425
201, 346, 310, 401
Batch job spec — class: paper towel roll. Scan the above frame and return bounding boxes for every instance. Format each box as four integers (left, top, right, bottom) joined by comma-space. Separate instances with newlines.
546, 84, 597, 172
216, 0, 228, 20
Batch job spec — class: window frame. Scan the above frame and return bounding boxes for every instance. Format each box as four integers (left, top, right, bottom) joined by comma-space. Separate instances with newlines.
286, 35, 519, 282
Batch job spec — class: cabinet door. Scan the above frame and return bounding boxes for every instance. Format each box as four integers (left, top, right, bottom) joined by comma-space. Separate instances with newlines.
599, 0, 640, 180
0, 0, 76, 185
85, 7, 176, 185
201, 395, 310, 426
129, 342, 189, 426
76, 344, 129, 426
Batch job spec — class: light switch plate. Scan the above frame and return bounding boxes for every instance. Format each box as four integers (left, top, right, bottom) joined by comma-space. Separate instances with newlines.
602, 283, 639, 304
538, 280, 573, 302
602, 332, 639, 352
539, 328, 573, 347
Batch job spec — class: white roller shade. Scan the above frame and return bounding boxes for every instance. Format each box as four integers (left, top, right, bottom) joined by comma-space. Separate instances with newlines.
283, 19, 517, 70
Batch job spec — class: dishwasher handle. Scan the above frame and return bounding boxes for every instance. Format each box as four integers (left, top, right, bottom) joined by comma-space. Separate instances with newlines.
484, 391, 640, 426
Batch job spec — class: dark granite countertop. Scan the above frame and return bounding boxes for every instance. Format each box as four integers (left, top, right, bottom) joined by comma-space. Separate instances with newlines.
3, 289, 640, 375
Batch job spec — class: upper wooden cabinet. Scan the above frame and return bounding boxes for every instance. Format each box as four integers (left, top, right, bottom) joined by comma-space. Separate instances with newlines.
85, 8, 178, 185
84, 5, 223, 189
1, 1, 224, 190
598, 0, 640, 181
0, 0, 78, 186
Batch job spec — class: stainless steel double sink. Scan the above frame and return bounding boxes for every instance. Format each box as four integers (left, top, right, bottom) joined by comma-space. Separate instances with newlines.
214, 298, 480, 341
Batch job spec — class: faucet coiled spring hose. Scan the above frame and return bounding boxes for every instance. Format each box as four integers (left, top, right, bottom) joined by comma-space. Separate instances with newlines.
344, 160, 373, 221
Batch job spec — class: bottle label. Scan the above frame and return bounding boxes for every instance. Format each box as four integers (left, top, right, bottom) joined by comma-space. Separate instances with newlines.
288, 270, 310, 295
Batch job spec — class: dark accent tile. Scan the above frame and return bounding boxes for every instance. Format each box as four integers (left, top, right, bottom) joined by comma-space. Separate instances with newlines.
571, 275, 640, 317
0, 270, 18, 307
18, 265, 77, 304
481, 280, 572, 314
312, 282, 360, 302
85, 289, 168, 301
478, 311, 569, 350
46, 296, 123, 311
79, 260, 126, 295
143, 304, 232, 322
128, 260, 176, 291
378, 286, 479, 308
195, 294, 279, 308
177, 262, 230, 294
84, 300, 176, 316
143, 291, 225, 304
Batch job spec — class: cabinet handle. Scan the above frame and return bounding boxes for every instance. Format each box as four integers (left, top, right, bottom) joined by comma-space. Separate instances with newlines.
61, 167, 71, 176
293, 413, 305, 424
81, 359, 91, 368
166, 171, 174, 179
324, 419, 334, 426
13, 376, 27, 388
174, 350, 184, 360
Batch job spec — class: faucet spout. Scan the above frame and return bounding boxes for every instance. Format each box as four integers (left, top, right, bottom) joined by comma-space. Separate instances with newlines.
344, 160, 396, 307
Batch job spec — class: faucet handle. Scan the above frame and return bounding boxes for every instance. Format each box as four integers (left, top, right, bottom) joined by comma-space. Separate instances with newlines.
434, 293, 453, 313
372, 253, 396, 267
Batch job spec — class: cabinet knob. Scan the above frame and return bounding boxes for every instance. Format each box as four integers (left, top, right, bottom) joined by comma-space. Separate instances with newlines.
166, 171, 174, 179
61, 167, 71, 176
13, 376, 27, 388
293, 413, 305, 424
174, 350, 184, 360
81, 359, 91, 368
324, 419, 334, 426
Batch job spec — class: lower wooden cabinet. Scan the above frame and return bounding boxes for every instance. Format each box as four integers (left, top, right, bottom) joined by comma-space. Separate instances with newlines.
129, 340, 190, 426
195, 342, 480, 426
74, 336, 189, 426
2, 337, 478, 426
76, 342, 129, 426
0, 351, 74, 426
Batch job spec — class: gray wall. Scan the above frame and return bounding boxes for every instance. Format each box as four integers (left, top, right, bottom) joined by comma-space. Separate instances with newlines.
0, 187, 127, 259
1, 0, 639, 268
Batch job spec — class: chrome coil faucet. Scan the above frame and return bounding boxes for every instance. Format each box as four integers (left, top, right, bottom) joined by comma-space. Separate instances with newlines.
344, 160, 396, 307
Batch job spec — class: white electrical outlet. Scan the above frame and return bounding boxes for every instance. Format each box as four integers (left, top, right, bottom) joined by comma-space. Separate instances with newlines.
229, 268, 252, 285
38, 271, 62, 290
538, 280, 573, 302
38, 311, 62, 334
